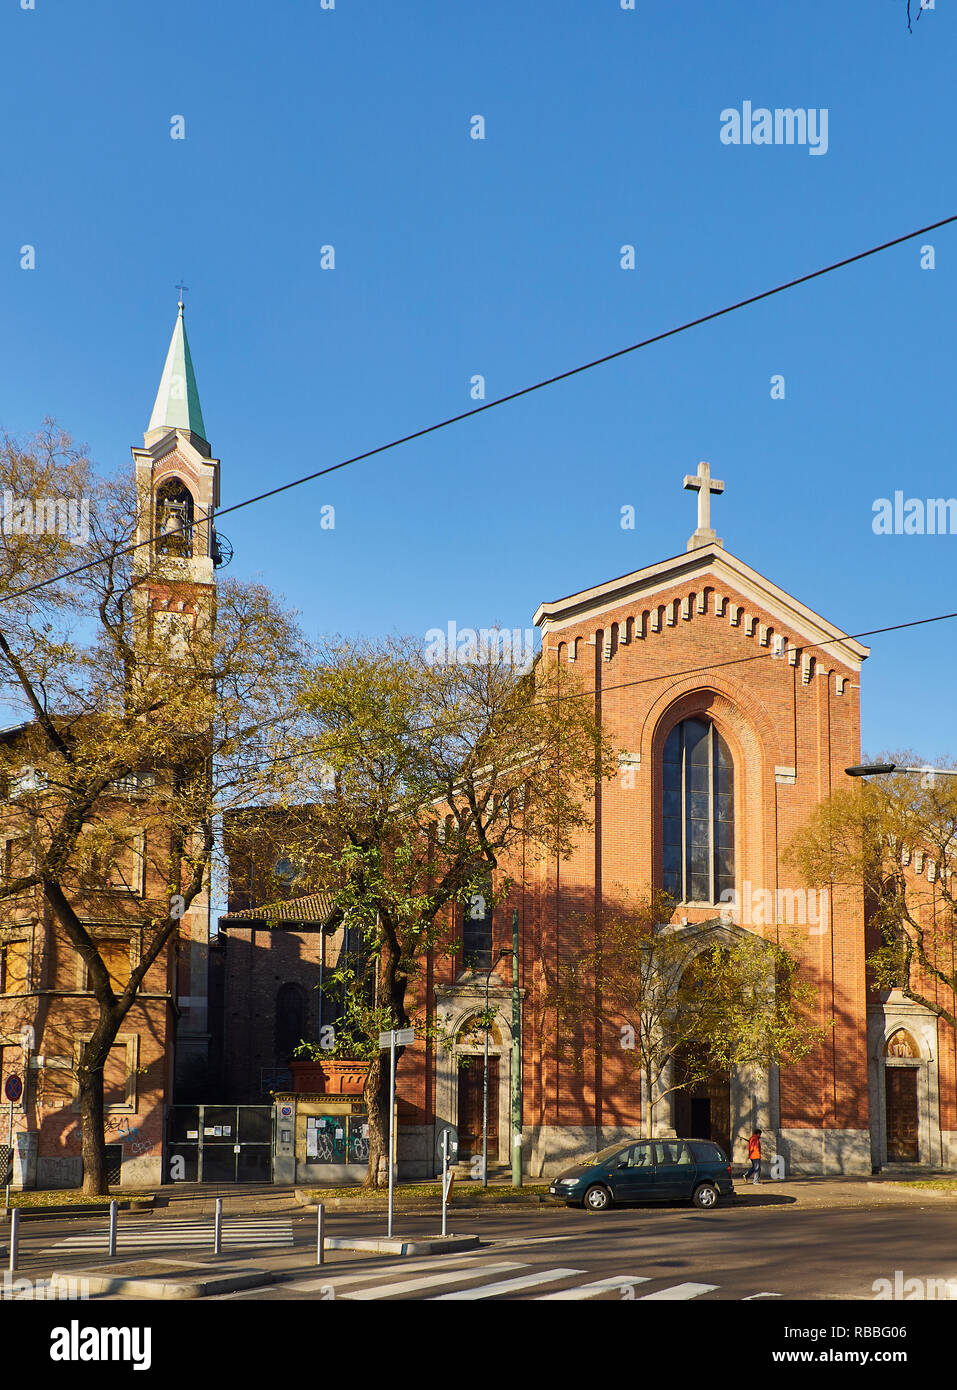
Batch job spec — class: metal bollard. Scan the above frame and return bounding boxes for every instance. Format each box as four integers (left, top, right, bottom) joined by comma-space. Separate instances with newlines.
8, 1208, 19, 1272
108, 1199, 118, 1257
316, 1203, 324, 1266
214, 1197, 223, 1255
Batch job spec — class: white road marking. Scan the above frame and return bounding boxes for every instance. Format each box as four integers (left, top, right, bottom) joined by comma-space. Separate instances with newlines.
214, 1253, 509, 1299
742, 1291, 782, 1300
52, 1220, 294, 1251
638, 1281, 719, 1300
535, 1275, 651, 1300
341, 1262, 527, 1300
431, 1267, 586, 1300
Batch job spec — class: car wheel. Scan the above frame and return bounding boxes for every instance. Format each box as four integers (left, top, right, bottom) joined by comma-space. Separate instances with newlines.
584, 1184, 612, 1211
692, 1182, 719, 1210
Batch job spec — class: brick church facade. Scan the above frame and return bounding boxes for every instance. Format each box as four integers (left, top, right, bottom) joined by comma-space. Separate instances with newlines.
218, 462, 957, 1178
7, 303, 949, 1187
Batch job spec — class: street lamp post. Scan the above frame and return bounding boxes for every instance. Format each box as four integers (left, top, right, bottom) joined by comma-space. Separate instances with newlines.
846, 763, 957, 779
481, 948, 510, 1190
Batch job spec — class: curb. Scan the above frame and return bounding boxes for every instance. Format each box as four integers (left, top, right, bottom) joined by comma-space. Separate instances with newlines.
51, 1267, 275, 1301
294, 1188, 551, 1214
5, 1198, 155, 1220
325, 1235, 481, 1256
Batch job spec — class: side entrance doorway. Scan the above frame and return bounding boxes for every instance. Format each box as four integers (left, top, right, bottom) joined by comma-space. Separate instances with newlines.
885, 1067, 919, 1162
673, 1059, 732, 1160
167, 1105, 273, 1182
457, 1056, 499, 1159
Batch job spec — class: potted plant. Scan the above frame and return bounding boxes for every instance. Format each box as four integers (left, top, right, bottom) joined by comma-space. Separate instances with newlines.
289, 1032, 378, 1095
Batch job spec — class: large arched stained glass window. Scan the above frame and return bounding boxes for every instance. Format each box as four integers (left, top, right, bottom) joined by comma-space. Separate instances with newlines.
662, 717, 734, 905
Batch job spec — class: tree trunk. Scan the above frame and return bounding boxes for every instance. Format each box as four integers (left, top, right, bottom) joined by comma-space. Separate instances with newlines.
77, 1034, 111, 1196
363, 1051, 388, 1190
362, 923, 407, 1189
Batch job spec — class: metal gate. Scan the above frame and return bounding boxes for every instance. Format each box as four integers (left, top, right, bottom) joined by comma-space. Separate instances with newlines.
167, 1105, 273, 1182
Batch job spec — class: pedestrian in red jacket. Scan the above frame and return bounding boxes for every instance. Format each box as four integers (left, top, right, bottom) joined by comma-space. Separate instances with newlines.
746, 1129, 762, 1184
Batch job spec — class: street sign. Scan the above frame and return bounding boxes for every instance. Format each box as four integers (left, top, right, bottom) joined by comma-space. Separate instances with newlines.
378, 1027, 415, 1048
436, 1126, 458, 1159
4, 1075, 22, 1103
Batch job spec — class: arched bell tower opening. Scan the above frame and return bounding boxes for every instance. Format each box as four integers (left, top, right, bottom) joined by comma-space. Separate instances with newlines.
155, 477, 195, 558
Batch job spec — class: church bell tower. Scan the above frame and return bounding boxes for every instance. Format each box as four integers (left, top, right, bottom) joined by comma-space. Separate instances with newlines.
131, 298, 222, 655
131, 297, 222, 1100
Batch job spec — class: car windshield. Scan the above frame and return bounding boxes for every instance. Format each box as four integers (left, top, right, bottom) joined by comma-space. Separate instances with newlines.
587, 1142, 631, 1164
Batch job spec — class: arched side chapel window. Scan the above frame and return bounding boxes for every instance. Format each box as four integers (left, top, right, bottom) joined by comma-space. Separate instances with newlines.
662, 717, 734, 905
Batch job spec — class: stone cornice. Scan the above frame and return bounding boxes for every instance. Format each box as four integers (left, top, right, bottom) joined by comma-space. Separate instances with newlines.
534, 545, 869, 670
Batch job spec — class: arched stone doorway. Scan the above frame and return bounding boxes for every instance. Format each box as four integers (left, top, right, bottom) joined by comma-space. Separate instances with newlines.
654, 921, 776, 1166
868, 1002, 944, 1169
433, 988, 514, 1170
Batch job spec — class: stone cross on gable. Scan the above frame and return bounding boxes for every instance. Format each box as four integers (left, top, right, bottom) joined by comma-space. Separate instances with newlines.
683, 460, 725, 551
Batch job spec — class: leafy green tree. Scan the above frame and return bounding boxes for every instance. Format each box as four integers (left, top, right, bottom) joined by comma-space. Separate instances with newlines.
787, 758, 957, 1031
283, 636, 616, 1186
549, 891, 823, 1140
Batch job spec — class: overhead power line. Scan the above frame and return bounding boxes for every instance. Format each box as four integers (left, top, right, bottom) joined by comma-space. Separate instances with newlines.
2, 211, 955, 608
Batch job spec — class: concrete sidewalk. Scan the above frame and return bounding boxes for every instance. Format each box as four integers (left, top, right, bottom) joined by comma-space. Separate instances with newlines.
7, 1170, 956, 1223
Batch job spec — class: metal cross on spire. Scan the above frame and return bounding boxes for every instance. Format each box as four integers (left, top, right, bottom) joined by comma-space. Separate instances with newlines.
683, 460, 725, 551
175, 282, 189, 307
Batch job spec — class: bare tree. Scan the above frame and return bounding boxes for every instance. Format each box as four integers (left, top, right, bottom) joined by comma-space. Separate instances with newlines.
0, 425, 305, 1192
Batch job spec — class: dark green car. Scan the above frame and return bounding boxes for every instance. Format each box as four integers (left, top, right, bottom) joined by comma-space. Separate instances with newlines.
548, 1138, 734, 1211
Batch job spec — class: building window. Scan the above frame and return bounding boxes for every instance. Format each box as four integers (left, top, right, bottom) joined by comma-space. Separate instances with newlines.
72, 1035, 138, 1113
462, 877, 493, 971
662, 717, 734, 905
82, 936, 136, 993
2, 838, 34, 885
275, 982, 307, 1063
0, 940, 29, 994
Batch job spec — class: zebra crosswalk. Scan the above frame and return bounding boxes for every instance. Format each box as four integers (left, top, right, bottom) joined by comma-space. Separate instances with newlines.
256, 1255, 778, 1303
52, 1218, 295, 1254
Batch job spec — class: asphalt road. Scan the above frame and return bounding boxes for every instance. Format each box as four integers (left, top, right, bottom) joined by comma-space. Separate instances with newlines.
8, 1190, 957, 1301
248, 1203, 957, 1301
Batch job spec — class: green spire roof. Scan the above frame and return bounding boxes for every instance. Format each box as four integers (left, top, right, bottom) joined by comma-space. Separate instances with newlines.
147, 301, 207, 441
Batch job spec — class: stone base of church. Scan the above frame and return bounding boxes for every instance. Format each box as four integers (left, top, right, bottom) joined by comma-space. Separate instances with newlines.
404, 1123, 882, 1180
777, 1127, 872, 1176
525, 1125, 643, 1179
396, 1125, 438, 1180
940, 1132, 957, 1169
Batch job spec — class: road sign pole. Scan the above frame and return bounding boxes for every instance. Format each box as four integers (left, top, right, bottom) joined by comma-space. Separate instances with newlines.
441, 1130, 448, 1237
214, 1197, 223, 1255
378, 1026, 413, 1241
8, 1208, 18, 1272
316, 1202, 325, 1265
108, 1200, 118, 1257
387, 1031, 396, 1238
5, 1101, 12, 1211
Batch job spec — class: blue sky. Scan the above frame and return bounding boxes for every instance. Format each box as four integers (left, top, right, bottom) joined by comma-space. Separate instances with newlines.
1, 0, 954, 759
